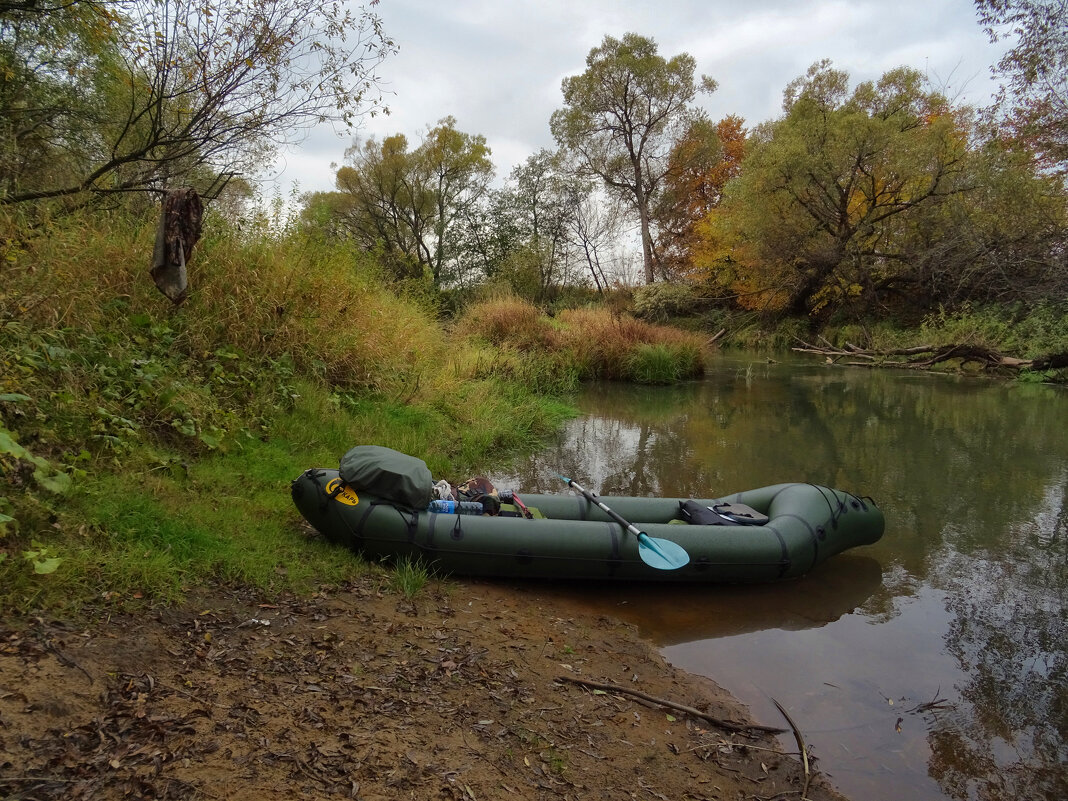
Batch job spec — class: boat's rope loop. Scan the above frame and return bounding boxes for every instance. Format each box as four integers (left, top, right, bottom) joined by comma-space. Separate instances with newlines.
371, 503, 418, 541
806, 483, 847, 530
449, 513, 464, 541
300, 469, 333, 515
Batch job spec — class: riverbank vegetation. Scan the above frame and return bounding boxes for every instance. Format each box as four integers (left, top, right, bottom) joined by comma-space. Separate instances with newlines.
0, 210, 709, 613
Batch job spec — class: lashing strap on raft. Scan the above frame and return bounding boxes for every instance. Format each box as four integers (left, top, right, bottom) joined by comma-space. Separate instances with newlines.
331, 499, 419, 547
806, 484, 862, 530
294, 469, 335, 515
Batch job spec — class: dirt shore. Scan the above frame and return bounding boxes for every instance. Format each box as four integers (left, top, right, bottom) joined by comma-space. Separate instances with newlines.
1, 577, 847, 801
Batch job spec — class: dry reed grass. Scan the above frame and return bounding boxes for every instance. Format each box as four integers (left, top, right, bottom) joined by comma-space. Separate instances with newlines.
557, 307, 706, 380
456, 296, 707, 382
453, 295, 560, 351
4, 215, 446, 397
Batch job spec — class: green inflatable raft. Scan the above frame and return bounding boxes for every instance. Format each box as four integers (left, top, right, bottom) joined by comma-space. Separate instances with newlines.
290, 446, 885, 583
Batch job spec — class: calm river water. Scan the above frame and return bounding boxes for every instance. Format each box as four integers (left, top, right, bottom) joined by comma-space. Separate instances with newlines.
491, 353, 1068, 801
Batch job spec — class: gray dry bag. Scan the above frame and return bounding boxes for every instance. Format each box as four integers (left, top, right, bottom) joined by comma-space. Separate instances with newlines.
338, 445, 433, 510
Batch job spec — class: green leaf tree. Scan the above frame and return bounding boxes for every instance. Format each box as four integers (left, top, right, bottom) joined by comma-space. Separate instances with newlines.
323, 117, 494, 287
1, 0, 395, 207
419, 117, 495, 286
0, 1, 117, 204
708, 62, 975, 317
550, 33, 715, 284
333, 133, 429, 281
494, 149, 590, 298
890, 134, 1068, 309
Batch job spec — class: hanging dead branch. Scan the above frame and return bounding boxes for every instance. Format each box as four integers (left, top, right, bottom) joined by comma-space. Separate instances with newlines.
149, 187, 202, 304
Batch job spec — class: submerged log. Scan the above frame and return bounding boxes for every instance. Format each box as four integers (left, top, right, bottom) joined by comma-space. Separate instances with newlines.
792, 338, 1068, 374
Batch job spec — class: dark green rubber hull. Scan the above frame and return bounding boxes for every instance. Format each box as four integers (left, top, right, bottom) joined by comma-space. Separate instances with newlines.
291, 469, 884, 583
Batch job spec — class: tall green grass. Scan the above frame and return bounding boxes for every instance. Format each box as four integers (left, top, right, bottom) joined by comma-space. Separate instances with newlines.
389, 556, 432, 599
625, 344, 696, 384
0, 375, 573, 613
817, 302, 1068, 381
916, 303, 1068, 356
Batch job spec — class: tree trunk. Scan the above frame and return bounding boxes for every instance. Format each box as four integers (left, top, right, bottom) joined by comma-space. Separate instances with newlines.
636, 189, 655, 284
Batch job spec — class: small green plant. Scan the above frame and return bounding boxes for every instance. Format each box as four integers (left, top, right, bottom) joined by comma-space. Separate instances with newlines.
22, 544, 62, 574
1017, 369, 1057, 384
0, 424, 72, 496
389, 555, 430, 599
544, 747, 567, 775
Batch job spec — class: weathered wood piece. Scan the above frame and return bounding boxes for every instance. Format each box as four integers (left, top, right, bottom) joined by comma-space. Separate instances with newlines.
792, 338, 1068, 374
150, 188, 203, 304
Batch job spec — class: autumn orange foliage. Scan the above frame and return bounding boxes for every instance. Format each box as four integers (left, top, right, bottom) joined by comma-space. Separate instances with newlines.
656, 115, 747, 279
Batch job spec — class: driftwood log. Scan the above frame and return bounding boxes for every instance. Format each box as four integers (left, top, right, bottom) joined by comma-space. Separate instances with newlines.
555, 675, 786, 736
792, 338, 1068, 374
150, 188, 203, 304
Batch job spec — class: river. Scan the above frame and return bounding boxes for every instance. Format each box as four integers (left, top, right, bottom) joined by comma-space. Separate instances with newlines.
491, 353, 1068, 801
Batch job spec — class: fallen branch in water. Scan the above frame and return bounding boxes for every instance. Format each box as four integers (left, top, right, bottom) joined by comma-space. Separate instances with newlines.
556, 675, 786, 736
792, 338, 1068, 375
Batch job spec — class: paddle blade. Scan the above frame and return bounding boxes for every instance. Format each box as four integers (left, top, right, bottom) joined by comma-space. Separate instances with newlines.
637, 533, 690, 570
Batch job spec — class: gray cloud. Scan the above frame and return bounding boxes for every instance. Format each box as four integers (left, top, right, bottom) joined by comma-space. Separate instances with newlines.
265, 0, 1006, 195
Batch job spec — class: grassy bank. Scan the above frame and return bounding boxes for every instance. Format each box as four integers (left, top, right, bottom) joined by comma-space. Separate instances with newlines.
0, 212, 709, 614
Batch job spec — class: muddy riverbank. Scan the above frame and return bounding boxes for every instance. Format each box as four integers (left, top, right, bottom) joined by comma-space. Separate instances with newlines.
0, 576, 846, 801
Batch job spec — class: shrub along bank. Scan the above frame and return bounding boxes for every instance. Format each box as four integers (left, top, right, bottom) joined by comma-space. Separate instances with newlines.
0, 213, 709, 614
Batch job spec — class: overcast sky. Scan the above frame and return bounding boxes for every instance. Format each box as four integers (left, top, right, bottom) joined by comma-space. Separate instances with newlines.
266, 0, 1009, 197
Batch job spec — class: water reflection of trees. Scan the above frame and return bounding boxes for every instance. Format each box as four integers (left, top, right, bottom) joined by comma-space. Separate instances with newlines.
930, 472, 1067, 801
495, 361, 1068, 801
549, 367, 1068, 574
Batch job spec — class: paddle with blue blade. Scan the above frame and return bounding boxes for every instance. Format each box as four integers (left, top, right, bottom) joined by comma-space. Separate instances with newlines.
557, 474, 690, 570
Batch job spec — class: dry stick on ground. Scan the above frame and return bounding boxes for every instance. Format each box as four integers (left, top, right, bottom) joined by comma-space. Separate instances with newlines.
160, 682, 232, 710
771, 698, 811, 800
556, 676, 786, 736
37, 635, 93, 684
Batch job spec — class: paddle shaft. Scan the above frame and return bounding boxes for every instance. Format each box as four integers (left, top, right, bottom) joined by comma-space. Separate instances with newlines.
557, 474, 689, 570
569, 480, 644, 537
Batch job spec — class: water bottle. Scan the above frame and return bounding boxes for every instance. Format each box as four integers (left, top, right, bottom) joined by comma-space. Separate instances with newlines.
428, 499, 484, 515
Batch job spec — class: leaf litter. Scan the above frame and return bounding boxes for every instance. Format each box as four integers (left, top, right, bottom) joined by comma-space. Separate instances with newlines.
0, 577, 851, 800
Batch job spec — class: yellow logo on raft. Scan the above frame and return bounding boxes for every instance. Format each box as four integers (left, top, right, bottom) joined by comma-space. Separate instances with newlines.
325, 478, 360, 506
